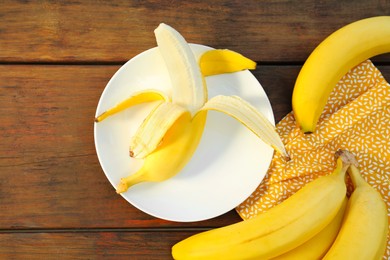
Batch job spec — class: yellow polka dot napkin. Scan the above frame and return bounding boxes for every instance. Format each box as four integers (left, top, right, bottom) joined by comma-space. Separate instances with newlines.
236, 60, 390, 257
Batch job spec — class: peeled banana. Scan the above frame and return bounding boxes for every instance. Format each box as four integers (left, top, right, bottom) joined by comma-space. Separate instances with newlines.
323, 158, 388, 259
96, 23, 288, 193
292, 16, 390, 133
171, 150, 352, 259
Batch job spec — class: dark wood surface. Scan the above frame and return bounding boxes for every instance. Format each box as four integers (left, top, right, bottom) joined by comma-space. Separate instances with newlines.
1, 1, 389, 259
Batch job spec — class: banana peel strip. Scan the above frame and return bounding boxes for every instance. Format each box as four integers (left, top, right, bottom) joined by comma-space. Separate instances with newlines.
129, 101, 188, 158
199, 95, 289, 159
95, 89, 168, 122
200, 49, 257, 76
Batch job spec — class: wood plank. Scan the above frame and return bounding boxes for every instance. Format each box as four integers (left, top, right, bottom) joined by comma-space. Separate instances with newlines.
1, 0, 390, 63
1, 64, 389, 230
0, 65, 245, 230
0, 230, 197, 259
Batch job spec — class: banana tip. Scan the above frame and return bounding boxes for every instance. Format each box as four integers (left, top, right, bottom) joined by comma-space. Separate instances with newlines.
116, 180, 128, 194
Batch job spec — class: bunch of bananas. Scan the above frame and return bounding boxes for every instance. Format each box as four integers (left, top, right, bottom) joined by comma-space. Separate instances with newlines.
172, 150, 388, 259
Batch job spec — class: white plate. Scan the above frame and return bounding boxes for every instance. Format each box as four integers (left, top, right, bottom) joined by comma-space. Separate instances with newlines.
94, 44, 275, 222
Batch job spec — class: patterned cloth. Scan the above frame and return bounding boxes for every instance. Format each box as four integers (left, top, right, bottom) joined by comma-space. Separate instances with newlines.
236, 60, 390, 258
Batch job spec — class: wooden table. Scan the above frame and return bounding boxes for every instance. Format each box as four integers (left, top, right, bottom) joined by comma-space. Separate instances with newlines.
1, 1, 389, 259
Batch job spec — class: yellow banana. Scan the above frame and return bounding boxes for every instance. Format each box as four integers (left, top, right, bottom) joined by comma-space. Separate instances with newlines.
94, 90, 167, 123
96, 23, 288, 193
200, 49, 257, 76
272, 197, 347, 260
129, 101, 188, 158
323, 153, 388, 260
171, 150, 352, 260
116, 112, 206, 193
292, 16, 390, 133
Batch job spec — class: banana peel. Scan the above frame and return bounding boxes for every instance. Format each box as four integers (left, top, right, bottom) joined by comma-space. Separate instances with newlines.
200, 49, 257, 76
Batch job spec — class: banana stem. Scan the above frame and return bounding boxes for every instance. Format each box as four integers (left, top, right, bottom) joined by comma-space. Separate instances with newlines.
334, 150, 367, 188
334, 149, 359, 178
347, 165, 367, 188
278, 149, 290, 161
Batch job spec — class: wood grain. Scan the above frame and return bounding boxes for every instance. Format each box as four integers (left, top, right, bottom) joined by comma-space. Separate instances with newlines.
1, 0, 390, 63
1, 65, 389, 230
0, 65, 268, 230
0, 65, 240, 229
0, 231, 198, 259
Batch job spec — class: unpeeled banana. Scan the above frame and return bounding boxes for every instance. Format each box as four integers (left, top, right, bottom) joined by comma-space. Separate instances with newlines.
271, 197, 347, 260
95, 23, 288, 193
172, 150, 388, 260
323, 162, 388, 259
171, 150, 352, 259
292, 16, 390, 133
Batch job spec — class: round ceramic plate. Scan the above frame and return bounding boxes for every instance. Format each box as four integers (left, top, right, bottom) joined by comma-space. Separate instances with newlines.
94, 44, 274, 222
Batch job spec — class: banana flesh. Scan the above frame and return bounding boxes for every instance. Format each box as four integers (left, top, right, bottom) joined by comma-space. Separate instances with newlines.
292, 16, 390, 133
171, 151, 351, 259
96, 23, 288, 192
154, 23, 207, 115
323, 162, 389, 259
